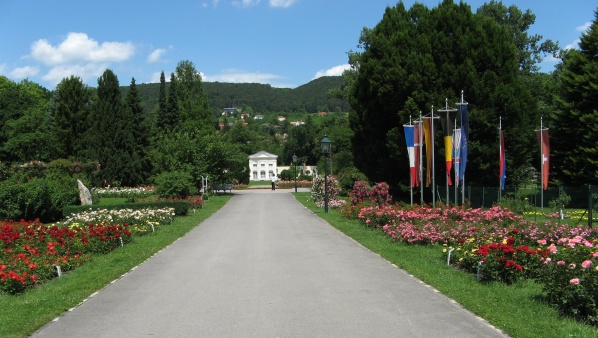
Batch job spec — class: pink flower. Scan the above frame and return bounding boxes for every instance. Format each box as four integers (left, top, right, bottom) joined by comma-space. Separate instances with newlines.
548, 245, 557, 254
569, 263, 577, 269
581, 260, 593, 269
537, 239, 547, 246
570, 278, 580, 285
557, 260, 566, 266
593, 252, 598, 258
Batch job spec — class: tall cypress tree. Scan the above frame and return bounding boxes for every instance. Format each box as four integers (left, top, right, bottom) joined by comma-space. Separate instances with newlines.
87, 69, 139, 186
52, 76, 91, 158
551, 9, 598, 185
156, 71, 168, 134
126, 77, 150, 183
165, 73, 180, 131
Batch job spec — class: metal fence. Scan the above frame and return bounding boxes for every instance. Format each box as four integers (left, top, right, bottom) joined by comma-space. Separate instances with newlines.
432, 185, 597, 227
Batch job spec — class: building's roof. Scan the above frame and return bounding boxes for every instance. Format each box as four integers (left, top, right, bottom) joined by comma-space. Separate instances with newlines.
248, 150, 278, 160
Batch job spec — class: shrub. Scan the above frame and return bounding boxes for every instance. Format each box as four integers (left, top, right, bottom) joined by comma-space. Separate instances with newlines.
153, 171, 195, 198
0, 173, 78, 223
536, 236, 598, 324
311, 175, 345, 209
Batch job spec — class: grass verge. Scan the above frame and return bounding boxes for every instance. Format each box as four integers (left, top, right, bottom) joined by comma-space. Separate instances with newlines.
293, 192, 598, 338
0, 194, 232, 338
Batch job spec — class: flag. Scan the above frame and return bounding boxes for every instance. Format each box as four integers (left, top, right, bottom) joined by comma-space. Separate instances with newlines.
458, 103, 469, 184
453, 128, 461, 186
440, 109, 457, 185
499, 129, 506, 190
536, 128, 550, 190
414, 121, 421, 187
422, 117, 432, 187
403, 125, 416, 187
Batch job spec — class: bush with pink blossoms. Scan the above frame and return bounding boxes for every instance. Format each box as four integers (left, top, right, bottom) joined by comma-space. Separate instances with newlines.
311, 175, 345, 209
348, 180, 392, 207
536, 236, 598, 324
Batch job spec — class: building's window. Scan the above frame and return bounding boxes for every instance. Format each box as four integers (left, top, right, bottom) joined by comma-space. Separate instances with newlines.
253, 171, 257, 179
260, 171, 266, 179
253, 163, 257, 167
261, 163, 265, 167
269, 163, 273, 167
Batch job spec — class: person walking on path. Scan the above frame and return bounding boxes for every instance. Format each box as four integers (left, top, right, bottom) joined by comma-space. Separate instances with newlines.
271, 173, 276, 190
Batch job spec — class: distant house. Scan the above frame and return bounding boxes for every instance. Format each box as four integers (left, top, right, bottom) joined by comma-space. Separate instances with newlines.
254, 115, 265, 120
290, 121, 305, 126
277, 116, 286, 121
223, 108, 236, 115
241, 113, 250, 119
248, 151, 278, 181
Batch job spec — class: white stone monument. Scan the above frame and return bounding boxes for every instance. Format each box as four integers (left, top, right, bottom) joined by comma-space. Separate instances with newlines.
77, 179, 93, 205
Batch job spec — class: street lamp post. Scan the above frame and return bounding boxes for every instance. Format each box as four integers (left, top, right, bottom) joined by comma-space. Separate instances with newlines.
320, 135, 331, 213
292, 153, 298, 193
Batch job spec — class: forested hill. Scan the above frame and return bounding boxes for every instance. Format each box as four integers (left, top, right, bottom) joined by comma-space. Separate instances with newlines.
125, 76, 350, 115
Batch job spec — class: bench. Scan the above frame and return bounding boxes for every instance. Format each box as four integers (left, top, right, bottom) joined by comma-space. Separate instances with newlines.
213, 183, 233, 194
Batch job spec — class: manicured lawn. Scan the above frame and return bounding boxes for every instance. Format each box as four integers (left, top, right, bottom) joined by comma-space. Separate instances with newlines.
293, 192, 598, 338
0, 195, 232, 338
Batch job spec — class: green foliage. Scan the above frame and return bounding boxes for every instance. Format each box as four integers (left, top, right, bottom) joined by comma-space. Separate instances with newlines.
0, 78, 54, 162
550, 11, 598, 185
52, 76, 91, 158
86, 70, 142, 187
0, 172, 78, 223
494, 190, 533, 214
548, 189, 572, 211
153, 171, 195, 198
348, 1, 542, 188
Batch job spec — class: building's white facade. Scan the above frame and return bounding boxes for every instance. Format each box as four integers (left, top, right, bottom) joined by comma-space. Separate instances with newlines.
248, 151, 278, 181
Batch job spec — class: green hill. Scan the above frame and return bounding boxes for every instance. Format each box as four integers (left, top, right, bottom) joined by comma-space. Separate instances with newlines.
122, 76, 349, 117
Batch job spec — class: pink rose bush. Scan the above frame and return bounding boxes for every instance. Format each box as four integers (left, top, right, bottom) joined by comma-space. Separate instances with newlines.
311, 175, 346, 209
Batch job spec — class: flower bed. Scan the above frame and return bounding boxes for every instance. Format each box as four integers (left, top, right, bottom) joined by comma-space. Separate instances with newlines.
1, 206, 176, 294
343, 180, 598, 325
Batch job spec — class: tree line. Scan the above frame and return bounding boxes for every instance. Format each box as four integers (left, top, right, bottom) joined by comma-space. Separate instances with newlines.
1, 0, 597, 203
342, 0, 598, 192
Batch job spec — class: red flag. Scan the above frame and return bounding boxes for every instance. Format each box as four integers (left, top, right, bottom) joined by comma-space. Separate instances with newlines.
423, 118, 432, 187
536, 128, 550, 190
414, 121, 421, 187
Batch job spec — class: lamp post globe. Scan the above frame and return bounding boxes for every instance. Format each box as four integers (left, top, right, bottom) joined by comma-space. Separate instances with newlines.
292, 153, 298, 193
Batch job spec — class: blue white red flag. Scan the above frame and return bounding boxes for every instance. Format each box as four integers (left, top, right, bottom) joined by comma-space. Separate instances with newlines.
403, 125, 416, 187
453, 128, 462, 187
458, 103, 469, 184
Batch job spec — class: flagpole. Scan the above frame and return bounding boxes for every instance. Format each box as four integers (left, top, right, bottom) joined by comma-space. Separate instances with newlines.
499, 117, 502, 202
460, 91, 465, 204
454, 116, 458, 205
419, 111, 424, 205
444, 98, 449, 206
409, 116, 413, 206
540, 116, 544, 211
431, 106, 436, 207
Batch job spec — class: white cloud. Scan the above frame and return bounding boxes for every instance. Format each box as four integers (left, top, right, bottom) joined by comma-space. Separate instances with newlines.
577, 22, 591, 33
11, 66, 39, 79
232, 0, 260, 8
30, 32, 135, 66
313, 64, 350, 79
269, 0, 296, 8
565, 39, 581, 50
42, 63, 107, 85
148, 48, 167, 63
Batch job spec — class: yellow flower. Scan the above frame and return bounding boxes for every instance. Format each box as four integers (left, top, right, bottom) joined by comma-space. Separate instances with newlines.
442, 248, 447, 253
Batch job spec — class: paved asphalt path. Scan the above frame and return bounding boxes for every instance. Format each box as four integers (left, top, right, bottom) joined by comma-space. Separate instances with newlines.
32, 189, 507, 337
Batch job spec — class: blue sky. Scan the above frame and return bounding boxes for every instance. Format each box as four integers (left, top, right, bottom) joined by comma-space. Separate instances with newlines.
0, 0, 595, 89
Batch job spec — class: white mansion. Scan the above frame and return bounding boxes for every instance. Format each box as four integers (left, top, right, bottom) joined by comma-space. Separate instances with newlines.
248, 151, 278, 181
